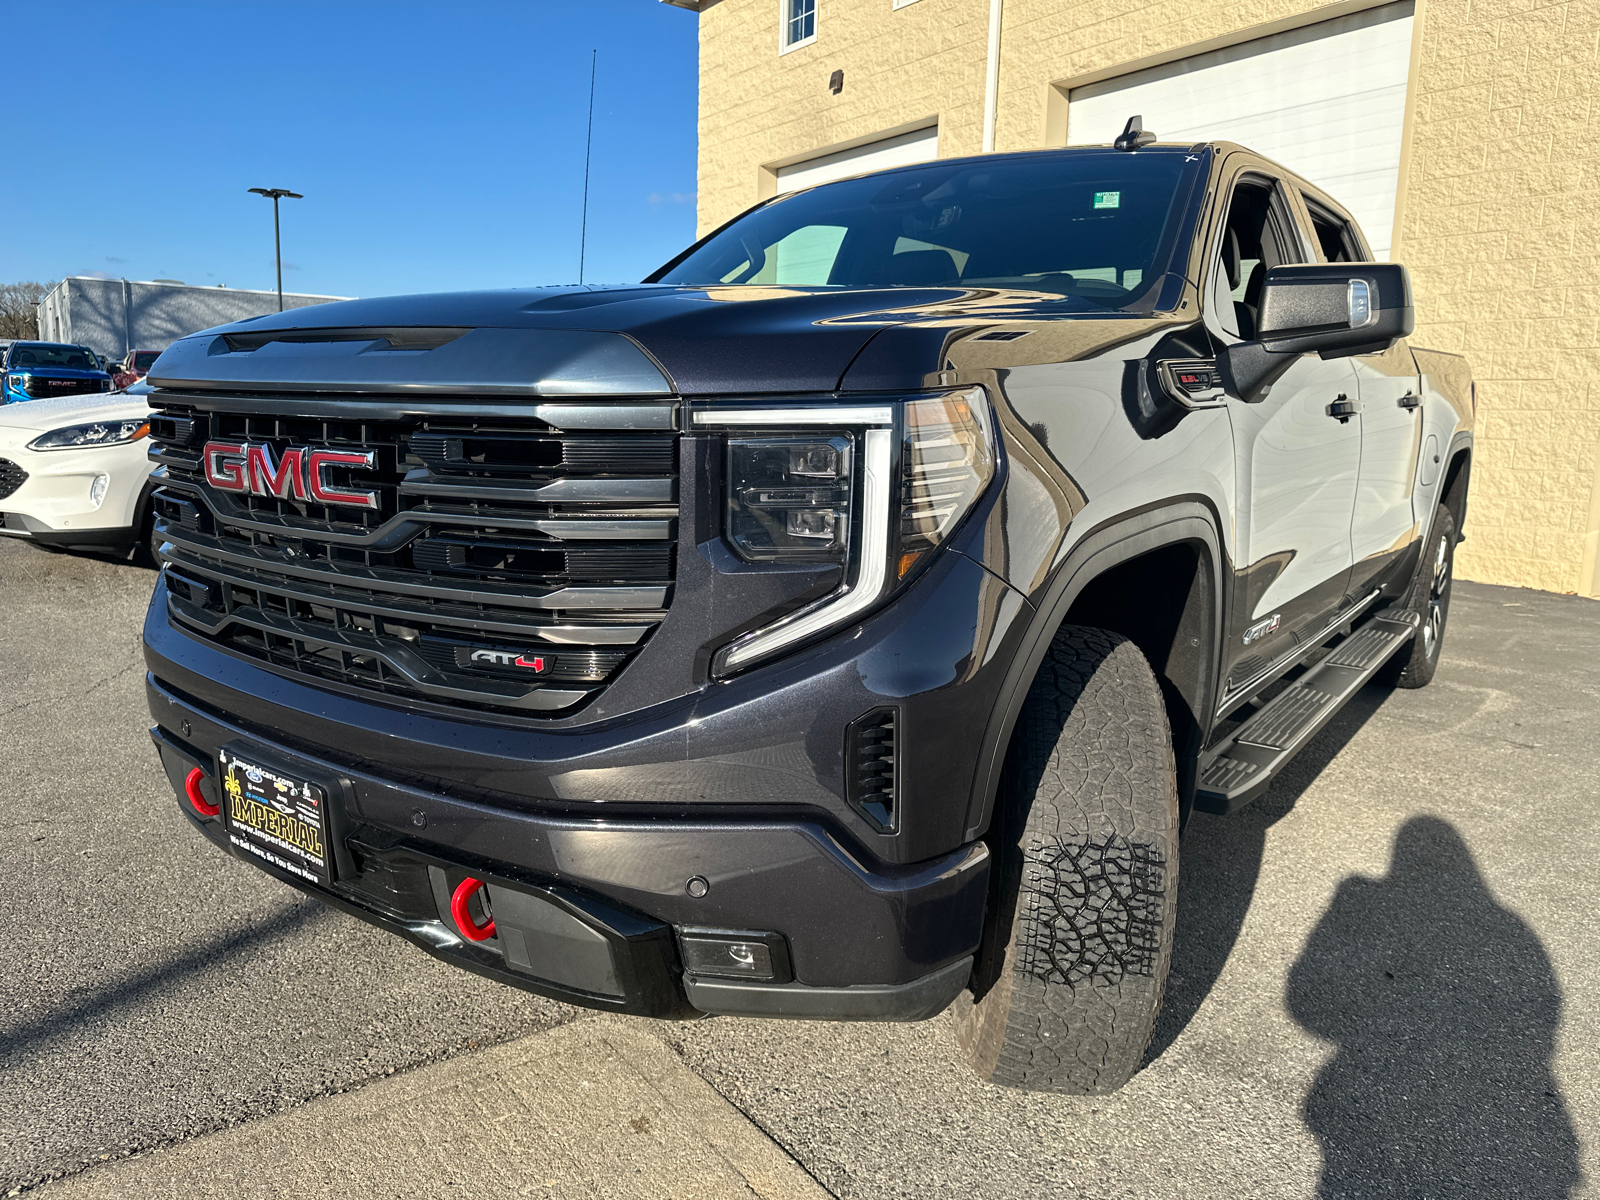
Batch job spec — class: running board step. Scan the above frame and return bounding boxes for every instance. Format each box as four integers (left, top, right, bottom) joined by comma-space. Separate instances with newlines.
1195, 611, 1421, 815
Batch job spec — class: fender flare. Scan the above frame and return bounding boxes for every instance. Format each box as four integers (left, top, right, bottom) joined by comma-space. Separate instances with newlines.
961, 500, 1225, 840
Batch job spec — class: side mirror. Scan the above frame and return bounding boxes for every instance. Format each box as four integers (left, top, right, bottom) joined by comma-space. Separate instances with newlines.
1225, 262, 1415, 401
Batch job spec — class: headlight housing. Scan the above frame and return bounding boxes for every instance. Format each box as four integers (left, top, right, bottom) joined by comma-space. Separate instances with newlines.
26, 418, 151, 451
695, 387, 995, 675
4, 373, 29, 394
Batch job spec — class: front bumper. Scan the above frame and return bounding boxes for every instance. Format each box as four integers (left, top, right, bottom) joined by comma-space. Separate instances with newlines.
0, 436, 151, 544
149, 673, 987, 1021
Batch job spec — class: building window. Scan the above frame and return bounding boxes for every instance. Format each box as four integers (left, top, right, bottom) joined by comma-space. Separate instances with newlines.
781, 0, 816, 52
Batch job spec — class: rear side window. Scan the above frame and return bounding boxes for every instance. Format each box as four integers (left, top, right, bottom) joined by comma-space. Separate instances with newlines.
1303, 195, 1368, 263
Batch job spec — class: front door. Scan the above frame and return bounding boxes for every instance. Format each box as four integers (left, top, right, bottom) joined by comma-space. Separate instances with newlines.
1207, 164, 1363, 698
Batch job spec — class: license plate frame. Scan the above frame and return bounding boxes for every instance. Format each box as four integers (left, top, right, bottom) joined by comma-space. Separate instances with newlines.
218, 743, 336, 885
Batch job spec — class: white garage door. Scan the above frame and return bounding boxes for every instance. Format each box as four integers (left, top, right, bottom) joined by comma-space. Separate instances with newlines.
1065, 2, 1414, 258
776, 125, 939, 193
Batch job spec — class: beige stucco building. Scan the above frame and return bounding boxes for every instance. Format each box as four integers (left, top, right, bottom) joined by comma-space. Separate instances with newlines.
664, 0, 1600, 598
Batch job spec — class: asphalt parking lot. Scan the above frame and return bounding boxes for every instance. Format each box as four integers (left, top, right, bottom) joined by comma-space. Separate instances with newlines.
3, 536, 1597, 1198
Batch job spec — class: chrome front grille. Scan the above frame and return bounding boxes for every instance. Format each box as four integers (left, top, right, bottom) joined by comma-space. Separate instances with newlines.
148, 392, 678, 717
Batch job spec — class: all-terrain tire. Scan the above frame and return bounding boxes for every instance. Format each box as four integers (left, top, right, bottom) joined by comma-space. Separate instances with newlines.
1379, 504, 1455, 690
952, 625, 1179, 1094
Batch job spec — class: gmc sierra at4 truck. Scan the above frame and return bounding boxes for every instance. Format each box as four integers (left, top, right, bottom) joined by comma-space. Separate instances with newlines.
141, 124, 1473, 1095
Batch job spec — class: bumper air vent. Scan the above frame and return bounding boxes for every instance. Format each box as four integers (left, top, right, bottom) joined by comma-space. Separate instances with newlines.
0, 458, 27, 501
145, 394, 678, 719
846, 707, 898, 832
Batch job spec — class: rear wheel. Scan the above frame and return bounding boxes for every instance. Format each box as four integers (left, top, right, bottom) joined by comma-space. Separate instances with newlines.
953, 626, 1179, 1094
1380, 504, 1455, 689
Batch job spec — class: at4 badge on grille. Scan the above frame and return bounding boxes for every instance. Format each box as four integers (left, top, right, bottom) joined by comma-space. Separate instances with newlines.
464, 648, 551, 673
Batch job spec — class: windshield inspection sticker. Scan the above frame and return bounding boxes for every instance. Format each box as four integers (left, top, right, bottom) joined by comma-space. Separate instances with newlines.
1093, 191, 1121, 209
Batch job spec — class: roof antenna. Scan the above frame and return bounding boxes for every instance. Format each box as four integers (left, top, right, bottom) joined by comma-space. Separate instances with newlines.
1114, 115, 1156, 152
579, 49, 597, 284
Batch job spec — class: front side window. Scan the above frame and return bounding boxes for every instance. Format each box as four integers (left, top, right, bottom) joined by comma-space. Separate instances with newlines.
652, 150, 1206, 312
1212, 176, 1307, 339
783, 0, 816, 50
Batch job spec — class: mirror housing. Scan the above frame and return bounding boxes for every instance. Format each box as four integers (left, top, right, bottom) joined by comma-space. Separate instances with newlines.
1224, 262, 1415, 401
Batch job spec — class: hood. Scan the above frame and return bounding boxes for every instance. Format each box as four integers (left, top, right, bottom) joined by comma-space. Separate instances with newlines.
147, 285, 1154, 397
8, 367, 110, 380
0, 392, 153, 433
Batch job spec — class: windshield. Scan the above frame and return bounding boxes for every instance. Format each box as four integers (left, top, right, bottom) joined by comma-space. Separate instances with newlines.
652, 150, 1205, 310
9, 344, 103, 371
133, 351, 160, 370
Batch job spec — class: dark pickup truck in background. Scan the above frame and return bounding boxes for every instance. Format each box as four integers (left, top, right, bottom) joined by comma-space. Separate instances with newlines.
140, 129, 1473, 1095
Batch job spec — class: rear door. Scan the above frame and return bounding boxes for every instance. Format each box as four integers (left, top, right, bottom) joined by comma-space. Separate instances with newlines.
1298, 191, 1426, 597
1208, 160, 1362, 701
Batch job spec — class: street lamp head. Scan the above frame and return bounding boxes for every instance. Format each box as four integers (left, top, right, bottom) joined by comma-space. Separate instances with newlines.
248, 187, 303, 200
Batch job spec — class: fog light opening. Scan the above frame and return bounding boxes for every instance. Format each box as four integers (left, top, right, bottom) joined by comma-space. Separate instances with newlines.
89, 474, 109, 509
184, 767, 220, 818
450, 877, 496, 942
677, 928, 792, 984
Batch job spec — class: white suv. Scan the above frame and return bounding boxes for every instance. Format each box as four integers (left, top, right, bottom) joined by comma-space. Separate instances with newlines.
0, 382, 156, 554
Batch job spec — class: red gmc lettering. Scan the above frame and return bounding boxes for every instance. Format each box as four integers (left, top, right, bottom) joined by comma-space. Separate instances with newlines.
246, 444, 306, 500
306, 449, 378, 510
203, 442, 248, 492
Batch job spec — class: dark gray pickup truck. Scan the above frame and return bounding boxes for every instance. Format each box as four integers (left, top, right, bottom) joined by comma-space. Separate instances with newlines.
141, 126, 1473, 1094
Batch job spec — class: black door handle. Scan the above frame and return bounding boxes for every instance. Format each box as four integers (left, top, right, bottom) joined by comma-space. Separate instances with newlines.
1327, 395, 1360, 423
1398, 392, 1421, 410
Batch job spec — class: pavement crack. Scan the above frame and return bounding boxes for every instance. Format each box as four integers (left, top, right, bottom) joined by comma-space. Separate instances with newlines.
686, 1061, 841, 1199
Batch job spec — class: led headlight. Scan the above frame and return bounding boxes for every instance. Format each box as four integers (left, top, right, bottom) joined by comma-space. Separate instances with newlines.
26, 418, 151, 451
4, 374, 29, 394
695, 388, 994, 675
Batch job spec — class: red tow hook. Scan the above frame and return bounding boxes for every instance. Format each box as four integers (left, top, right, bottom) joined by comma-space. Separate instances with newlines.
451, 877, 496, 941
184, 767, 221, 818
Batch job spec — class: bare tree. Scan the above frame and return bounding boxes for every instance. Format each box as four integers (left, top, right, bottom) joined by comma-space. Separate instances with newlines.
0, 282, 49, 339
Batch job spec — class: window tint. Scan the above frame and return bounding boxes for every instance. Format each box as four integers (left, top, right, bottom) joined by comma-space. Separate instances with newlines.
654, 150, 1205, 311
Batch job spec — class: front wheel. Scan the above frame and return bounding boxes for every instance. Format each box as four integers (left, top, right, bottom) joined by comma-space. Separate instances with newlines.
952, 626, 1179, 1094
1380, 504, 1455, 689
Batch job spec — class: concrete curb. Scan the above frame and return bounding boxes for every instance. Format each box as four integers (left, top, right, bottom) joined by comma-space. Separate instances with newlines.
39, 1016, 832, 1199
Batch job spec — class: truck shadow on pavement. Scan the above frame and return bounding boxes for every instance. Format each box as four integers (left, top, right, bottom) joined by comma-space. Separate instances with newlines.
0, 901, 330, 1069
1143, 681, 1581, 1197
1287, 815, 1580, 1198
1146, 683, 1395, 1064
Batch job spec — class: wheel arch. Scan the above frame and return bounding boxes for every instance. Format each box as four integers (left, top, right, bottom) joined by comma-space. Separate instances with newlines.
1440, 436, 1472, 540
962, 499, 1225, 840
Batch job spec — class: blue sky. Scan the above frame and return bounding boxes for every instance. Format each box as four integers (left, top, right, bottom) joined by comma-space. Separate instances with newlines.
0, 1, 699, 299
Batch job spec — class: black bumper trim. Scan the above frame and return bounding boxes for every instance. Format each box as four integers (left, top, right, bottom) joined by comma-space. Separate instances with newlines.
683, 956, 972, 1022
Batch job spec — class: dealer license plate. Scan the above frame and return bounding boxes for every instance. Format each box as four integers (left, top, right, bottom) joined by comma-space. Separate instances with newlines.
219, 746, 332, 885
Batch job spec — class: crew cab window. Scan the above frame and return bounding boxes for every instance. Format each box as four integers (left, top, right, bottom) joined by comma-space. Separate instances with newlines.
653, 150, 1206, 311
133, 350, 160, 370
1303, 195, 1369, 263
1213, 176, 1307, 339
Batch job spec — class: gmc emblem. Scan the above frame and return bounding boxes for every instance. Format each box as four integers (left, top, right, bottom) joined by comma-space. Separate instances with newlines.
202, 441, 379, 511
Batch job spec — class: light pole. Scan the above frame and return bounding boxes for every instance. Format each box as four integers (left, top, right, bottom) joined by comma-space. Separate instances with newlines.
247, 187, 303, 311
